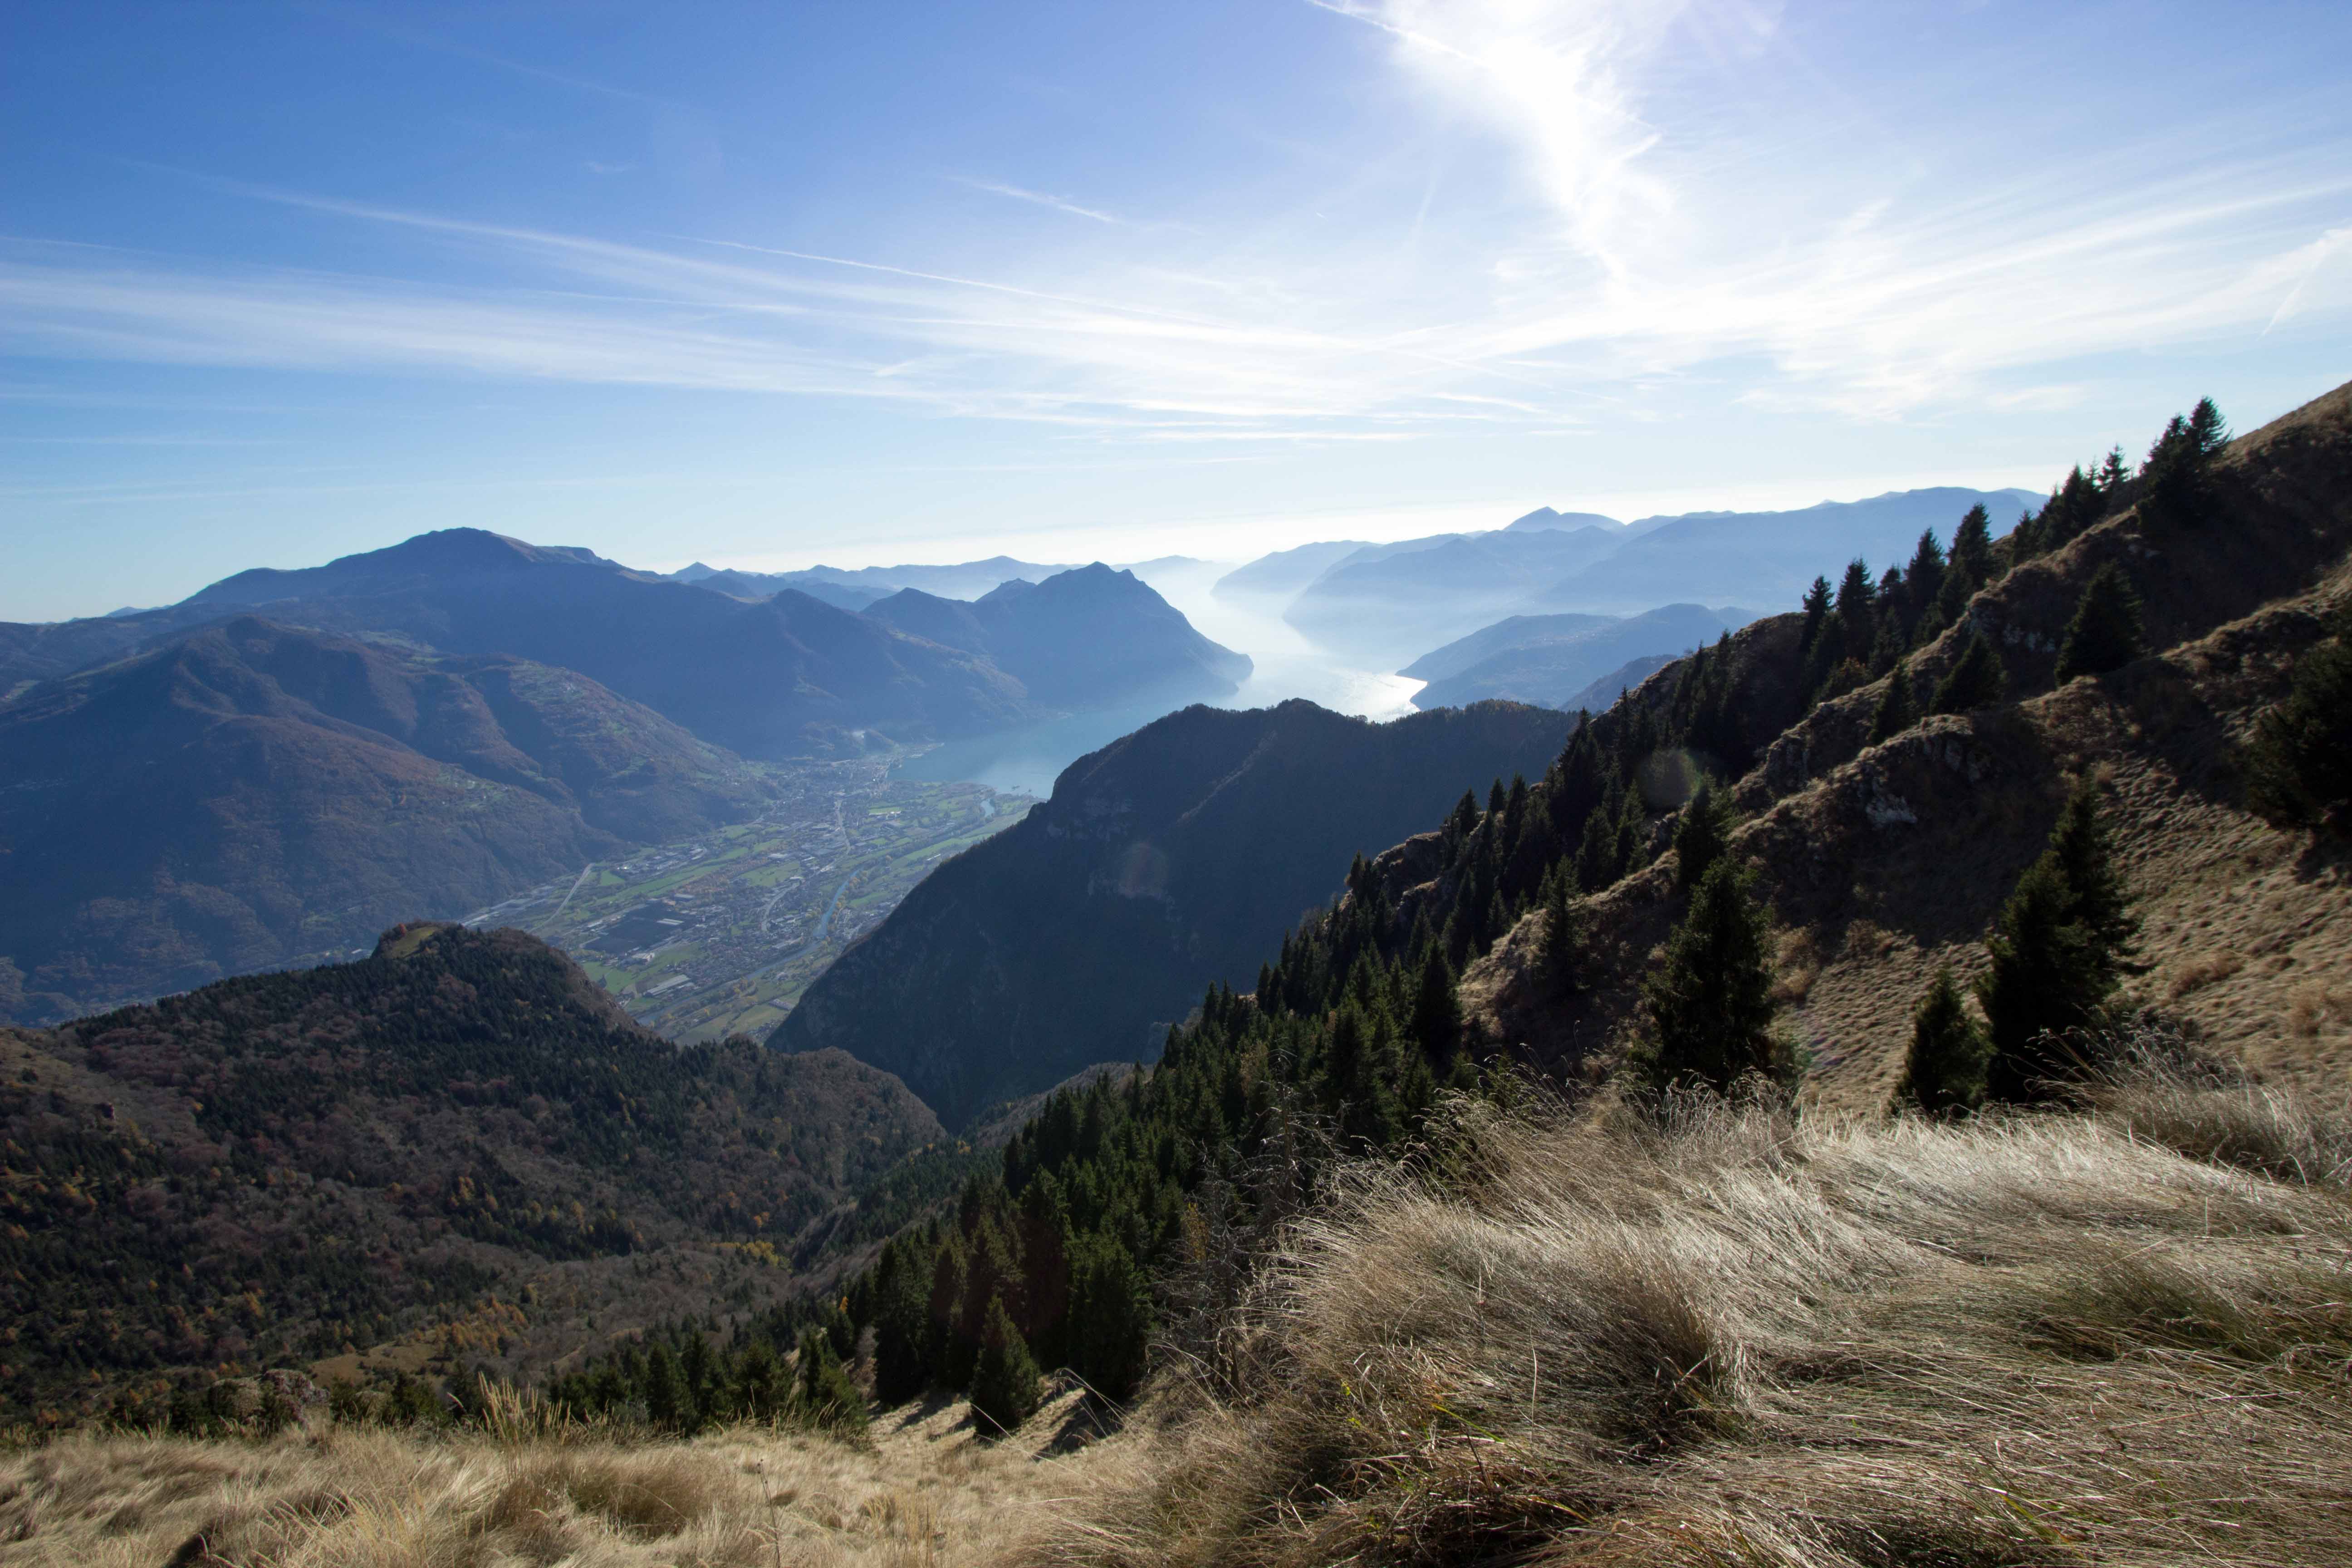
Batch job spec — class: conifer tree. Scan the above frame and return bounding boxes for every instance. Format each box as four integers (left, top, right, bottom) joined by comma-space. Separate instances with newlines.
1576, 807, 1615, 892
2054, 562, 2145, 681
2095, 445, 2130, 497
1935, 505, 1994, 628
793, 1326, 867, 1435
1977, 782, 2138, 1100
2245, 612, 2352, 830
1930, 632, 2007, 714
1611, 809, 1642, 885
1539, 861, 1587, 989
1798, 575, 1833, 658
967, 1296, 1041, 1436
642, 1341, 685, 1430
1671, 781, 1734, 895
1905, 529, 1947, 623
735, 1339, 787, 1421
1835, 558, 1877, 664
1407, 942, 1460, 1063
1868, 659, 1918, 742
1637, 858, 1780, 1092
1898, 968, 1990, 1115
1067, 1236, 1151, 1402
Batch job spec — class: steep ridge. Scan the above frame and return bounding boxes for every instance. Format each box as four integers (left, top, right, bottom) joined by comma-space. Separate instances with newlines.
0, 618, 778, 1024
0, 922, 941, 1427
865, 564, 1252, 711
770, 698, 1574, 1128
1450, 378, 2352, 1107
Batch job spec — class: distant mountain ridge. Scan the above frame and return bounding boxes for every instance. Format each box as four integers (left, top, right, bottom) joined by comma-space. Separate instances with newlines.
865, 564, 1251, 710
1405, 604, 1759, 711
1240, 486, 2042, 667
769, 697, 1575, 1128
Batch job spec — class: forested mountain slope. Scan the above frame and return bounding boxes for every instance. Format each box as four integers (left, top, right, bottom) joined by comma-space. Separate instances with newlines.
1458, 378, 2352, 1109
770, 698, 1574, 1128
0, 922, 940, 1428
802, 379, 2352, 1450
0, 617, 779, 1024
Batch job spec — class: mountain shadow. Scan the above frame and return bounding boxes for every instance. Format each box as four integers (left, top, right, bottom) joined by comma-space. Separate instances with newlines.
769, 697, 1573, 1128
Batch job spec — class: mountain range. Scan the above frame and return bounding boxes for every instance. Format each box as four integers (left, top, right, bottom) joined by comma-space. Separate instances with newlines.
1230, 486, 2041, 667
0, 532, 1250, 1024
769, 696, 1574, 1128
1403, 603, 1759, 711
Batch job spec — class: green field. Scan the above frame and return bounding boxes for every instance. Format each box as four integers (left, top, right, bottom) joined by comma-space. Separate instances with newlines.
464, 759, 1033, 1042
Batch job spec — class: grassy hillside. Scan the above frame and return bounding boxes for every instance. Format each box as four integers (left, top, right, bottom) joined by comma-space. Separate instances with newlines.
0, 923, 939, 1428
1025, 1078, 2352, 1567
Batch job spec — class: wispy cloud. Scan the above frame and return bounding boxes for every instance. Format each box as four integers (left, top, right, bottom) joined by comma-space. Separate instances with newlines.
949, 177, 1119, 225
5, 5, 2348, 442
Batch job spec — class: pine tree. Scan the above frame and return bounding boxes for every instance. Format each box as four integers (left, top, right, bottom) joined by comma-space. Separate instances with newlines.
1834, 559, 1877, 668
735, 1340, 787, 1422
642, 1341, 685, 1430
2053, 562, 2145, 681
1942, 504, 1994, 612
1898, 968, 1990, 1115
1671, 781, 1734, 895
1977, 783, 2137, 1101
793, 1327, 867, 1436
1539, 862, 1587, 990
968, 1296, 1042, 1436
1976, 860, 2101, 1101
2095, 445, 2130, 497
2245, 612, 2352, 829
1576, 807, 1615, 892
2144, 398, 2227, 525
1930, 632, 2007, 714
1868, 659, 1917, 743
1905, 529, 1947, 624
1407, 942, 1460, 1063
2187, 396, 2229, 459
1067, 1236, 1151, 1402
1798, 575, 1833, 658
1637, 859, 1780, 1092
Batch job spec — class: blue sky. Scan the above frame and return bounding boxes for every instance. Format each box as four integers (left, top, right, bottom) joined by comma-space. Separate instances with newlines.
4, 0, 2348, 622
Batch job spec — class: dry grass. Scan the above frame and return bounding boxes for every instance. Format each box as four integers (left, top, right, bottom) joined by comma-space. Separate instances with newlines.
1018, 1083, 2352, 1568
0, 1392, 1122, 1568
